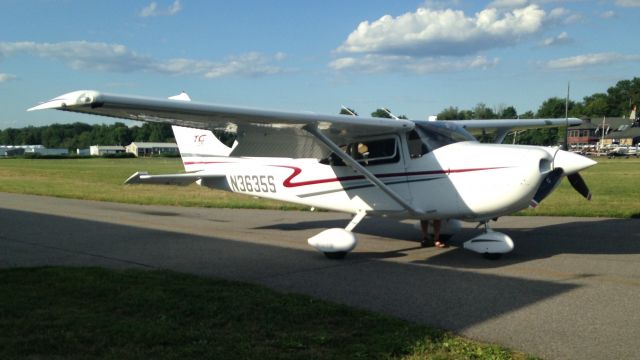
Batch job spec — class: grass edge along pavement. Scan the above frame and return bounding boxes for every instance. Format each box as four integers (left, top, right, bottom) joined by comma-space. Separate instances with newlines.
0, 156, 638, 218
0, 267, 537, 360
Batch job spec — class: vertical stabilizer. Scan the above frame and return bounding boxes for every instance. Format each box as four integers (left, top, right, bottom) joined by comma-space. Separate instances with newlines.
167, 92, 235, 172
172, 125, 234, 172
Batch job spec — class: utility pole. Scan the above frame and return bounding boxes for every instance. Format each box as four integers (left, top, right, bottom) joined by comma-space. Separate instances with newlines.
564, 82, 570, 151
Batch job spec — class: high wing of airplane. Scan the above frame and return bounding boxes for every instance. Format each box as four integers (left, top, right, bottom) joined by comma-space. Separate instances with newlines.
29, 90, 596, 259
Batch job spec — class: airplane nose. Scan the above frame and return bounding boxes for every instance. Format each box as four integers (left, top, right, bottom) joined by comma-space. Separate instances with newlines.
553, 150, 597, 175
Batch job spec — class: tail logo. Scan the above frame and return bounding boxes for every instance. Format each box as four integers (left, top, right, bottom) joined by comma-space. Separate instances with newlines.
194, 134, 207, 145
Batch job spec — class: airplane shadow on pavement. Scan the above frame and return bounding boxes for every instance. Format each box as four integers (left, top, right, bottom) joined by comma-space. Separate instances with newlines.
258, 216, 640, 268
0, 207, 577, 334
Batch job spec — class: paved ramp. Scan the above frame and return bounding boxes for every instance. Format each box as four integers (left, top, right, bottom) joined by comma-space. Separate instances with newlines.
1, 193, 639, 359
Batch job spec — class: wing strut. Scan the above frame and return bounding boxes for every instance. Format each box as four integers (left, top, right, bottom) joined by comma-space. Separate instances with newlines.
304, 125, 424, 217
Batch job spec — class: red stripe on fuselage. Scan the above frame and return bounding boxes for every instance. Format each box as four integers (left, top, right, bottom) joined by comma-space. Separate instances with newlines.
182, 161, 507, 187
271, 165, 508, 188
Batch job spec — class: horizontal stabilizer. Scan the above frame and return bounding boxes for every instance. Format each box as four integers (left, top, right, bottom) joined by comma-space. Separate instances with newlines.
125, 171, 210, 186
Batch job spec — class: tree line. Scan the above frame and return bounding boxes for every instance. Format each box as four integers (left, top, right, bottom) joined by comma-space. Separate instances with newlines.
2, 77, 639, 148
0, 122, 175, 149
433, 77, 640, 145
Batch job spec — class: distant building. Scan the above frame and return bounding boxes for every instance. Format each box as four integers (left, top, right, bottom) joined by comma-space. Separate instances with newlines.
567, 117, 633, 150
1, 145, 67, 156
24, 145, 68, 156
125, 142, 178, 157
90, 145, 125, 156
604, 126, 640, 147
77, 148, 91, 156
0, 146, 25, 156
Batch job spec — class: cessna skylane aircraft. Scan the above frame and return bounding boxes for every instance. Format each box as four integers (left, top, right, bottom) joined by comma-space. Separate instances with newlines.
29, 90, 596, 259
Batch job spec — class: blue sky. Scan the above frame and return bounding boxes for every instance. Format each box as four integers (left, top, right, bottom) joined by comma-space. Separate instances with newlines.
1, 0, 640, 128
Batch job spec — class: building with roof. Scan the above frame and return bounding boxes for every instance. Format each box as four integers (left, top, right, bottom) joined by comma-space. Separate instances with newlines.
567, 117, 635, 151
125, 142, 178, 157
604, 125, 640, 147
1, 145, 68, 156
90, 145, 126, 156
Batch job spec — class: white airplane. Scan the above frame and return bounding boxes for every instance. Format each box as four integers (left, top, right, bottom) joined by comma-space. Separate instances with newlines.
29, 90, 596, 259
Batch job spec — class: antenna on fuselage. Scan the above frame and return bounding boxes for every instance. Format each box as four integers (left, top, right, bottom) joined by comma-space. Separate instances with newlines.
381, 107, 400, 120
340, 106, 359, 116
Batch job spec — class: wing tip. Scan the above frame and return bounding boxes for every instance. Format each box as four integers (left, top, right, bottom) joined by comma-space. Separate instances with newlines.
124, 171, 149, 184
27, 90, 100, 112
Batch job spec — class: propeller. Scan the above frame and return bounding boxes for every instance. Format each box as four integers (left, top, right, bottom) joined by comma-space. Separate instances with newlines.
567, 173, 592, 200
549, 149, 596, 202
532, 169, 564, 205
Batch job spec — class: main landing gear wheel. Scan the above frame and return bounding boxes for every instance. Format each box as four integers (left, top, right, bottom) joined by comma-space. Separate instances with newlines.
324, 251, 348, 260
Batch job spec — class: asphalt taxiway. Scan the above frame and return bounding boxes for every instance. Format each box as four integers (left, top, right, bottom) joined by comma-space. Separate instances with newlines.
1, 192, 639, 359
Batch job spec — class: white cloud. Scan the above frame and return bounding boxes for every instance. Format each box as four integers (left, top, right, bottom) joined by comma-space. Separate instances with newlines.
336, 5, 546, 57
140, 0, 182, 17
330, 3, 573, 74
540, 31, 572, 47
329, 54, 499, 74
545, 52, 640, 70
0, 41, 150, 72
155, 53, 287, 78
615, 0, 640, 7
487, 0, 528, 9
0, 73, 16, 82
600, 10, 616, 19
0, 41, 286, 79
546, 7, 582, 25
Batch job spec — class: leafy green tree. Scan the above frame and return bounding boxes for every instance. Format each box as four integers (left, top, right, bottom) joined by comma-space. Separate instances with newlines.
437, 106, 461, 120
582, 93, 609, 117
536, 97, 574, 118
499, 106, 518, 119
605, 78, 640, 116
473, 103, 496, 119
520, 111, 534, 119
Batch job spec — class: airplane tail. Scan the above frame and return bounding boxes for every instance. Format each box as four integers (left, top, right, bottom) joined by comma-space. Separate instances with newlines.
172, 125, 235, 172
168, 92, 235, 172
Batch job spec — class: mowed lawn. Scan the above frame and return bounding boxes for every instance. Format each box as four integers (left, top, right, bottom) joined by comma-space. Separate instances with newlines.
0, 157, 303, 210
0, 156, 638, 217
0, 267, 534, 360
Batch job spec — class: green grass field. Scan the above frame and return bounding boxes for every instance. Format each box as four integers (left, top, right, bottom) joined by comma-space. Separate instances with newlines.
0, 157, 304, 210
0, 267, 535, 360
0, 156, 638, 217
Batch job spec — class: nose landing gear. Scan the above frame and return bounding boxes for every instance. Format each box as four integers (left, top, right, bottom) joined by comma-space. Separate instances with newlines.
463, 222, 513, 260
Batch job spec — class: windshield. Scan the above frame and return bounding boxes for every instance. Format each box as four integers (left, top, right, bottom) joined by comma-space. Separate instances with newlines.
414, 121, 476, 151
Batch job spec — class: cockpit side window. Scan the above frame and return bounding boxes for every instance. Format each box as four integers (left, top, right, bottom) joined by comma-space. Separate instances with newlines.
415, 121, 476, 151
407, 129, 428, 158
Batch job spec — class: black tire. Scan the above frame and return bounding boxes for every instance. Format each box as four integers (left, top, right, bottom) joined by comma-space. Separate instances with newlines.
483, 253, 502, 260
324, 251, 348, 260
